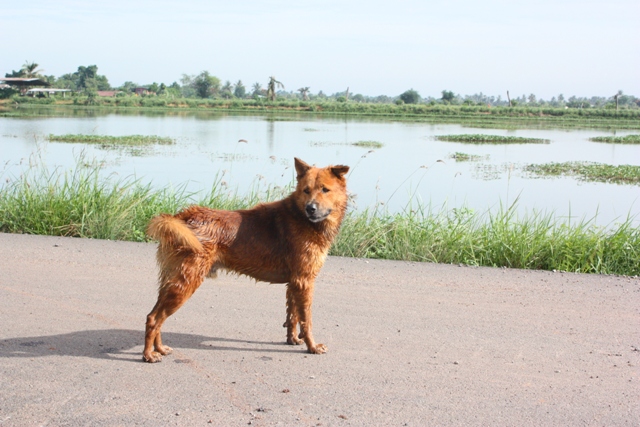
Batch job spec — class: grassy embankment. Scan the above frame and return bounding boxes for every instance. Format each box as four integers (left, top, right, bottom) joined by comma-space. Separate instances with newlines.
1, 157, 638, 276
3, 97, 640, 130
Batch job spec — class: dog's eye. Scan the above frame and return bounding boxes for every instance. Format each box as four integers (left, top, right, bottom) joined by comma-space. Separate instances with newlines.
322, 187, 330, 193
303, 188, 311, 194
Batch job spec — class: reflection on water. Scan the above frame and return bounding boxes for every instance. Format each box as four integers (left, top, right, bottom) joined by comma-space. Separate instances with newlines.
1, 110, 639, 226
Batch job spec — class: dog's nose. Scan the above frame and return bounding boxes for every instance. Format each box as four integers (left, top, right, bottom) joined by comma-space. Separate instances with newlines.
305, 203, 318, 216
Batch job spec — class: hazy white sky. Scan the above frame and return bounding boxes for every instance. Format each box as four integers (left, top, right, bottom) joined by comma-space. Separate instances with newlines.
2, 0, 638, 99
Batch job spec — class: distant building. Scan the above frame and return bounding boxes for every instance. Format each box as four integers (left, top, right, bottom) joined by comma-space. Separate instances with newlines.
26, 88, 72, 97
0, 77, 51, 95
133, 87, 149, 96
0, 77, 51, 87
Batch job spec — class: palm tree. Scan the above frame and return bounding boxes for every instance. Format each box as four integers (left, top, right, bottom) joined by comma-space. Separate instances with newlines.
251, 82, 263, 97
234, 80, 246, 98
21, 61, 43, 78
221, 80, 233, 98
298, 87, 310, 101
266, 76, 284, 101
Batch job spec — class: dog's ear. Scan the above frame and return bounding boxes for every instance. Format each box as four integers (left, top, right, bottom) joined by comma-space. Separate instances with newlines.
294, 157, 311, 179
331, 165, 349, 179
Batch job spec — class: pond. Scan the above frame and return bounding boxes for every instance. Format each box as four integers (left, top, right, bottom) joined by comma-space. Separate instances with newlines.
1, 109, 639, 226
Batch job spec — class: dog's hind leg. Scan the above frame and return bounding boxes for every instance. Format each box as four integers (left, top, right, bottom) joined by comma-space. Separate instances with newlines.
144, 284, 193, 362
283, 285, 303, 345
143, 260, 208, 363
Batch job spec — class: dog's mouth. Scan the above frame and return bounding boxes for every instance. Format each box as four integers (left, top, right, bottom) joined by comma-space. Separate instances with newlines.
305, 204, 331, 223
307, 211, 330, 223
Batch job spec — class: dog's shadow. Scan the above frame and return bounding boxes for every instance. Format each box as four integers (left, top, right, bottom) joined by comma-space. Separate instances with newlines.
0, 329, 301, 362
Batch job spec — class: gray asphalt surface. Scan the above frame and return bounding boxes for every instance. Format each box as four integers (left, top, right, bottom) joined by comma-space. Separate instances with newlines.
0, 232, 638, 426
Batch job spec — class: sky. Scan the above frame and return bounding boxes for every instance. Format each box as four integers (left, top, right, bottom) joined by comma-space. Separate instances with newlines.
2, 0, 638, 100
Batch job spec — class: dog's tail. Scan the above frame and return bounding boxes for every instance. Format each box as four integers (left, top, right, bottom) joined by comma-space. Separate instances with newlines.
147, 214, 204, 252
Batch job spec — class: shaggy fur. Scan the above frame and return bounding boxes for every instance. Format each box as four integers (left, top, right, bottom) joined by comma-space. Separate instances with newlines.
143, 158, 349, 362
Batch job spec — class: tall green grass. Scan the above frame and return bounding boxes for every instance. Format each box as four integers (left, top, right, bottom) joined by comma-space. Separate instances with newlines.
1, 160, 638, 276
0, 155, 287, 241
332, 204, 639, 275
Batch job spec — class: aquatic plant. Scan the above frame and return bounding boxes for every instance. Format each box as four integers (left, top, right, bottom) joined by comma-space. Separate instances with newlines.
449, 152, 485, 162
47, 134, 175, 145
589, 134, 640, 144
524, 162, 640, 185
351, 141, 384, 149
435, 134, 549, 144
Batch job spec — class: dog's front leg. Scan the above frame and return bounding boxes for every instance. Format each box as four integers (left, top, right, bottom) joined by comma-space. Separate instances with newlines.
284, 285, 303, 345
291, 280, 327, 354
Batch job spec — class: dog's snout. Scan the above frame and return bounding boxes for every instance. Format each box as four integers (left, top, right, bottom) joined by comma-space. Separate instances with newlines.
305, 203, 318, 216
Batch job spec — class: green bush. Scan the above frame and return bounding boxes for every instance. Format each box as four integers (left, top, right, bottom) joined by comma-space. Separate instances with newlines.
140, 98, 167, 107
0, 88, 18, 99
116, 97, 138, 107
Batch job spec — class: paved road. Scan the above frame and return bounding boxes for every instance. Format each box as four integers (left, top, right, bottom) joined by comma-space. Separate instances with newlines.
0, 232, 638, 426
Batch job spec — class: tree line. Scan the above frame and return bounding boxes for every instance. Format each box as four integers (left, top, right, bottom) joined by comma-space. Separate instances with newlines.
3, 61, 639, 109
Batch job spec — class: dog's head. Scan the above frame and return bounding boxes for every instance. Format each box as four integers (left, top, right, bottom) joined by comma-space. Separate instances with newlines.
293, 157, 349, 224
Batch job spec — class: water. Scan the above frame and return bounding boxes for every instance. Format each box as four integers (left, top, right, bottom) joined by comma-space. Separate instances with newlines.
1, 110, 639, 226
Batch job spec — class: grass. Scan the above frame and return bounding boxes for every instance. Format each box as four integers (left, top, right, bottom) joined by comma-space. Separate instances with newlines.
524, 162, 640, 185
47, 134, 175, 145
0, 155, 289, 241
1, 159, 638, 276
435, 134, 549, 144
332, 204, 639, 276
589, 134, 640, 144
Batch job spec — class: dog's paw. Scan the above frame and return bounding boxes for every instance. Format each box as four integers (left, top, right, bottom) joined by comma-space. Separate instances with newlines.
308, 343, 327, 354
287, 336, 303, 345
156, 345, 173, 356
142, 351, 164, 363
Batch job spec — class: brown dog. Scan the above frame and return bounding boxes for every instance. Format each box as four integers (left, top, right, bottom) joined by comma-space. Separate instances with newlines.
143, 158, 349, 362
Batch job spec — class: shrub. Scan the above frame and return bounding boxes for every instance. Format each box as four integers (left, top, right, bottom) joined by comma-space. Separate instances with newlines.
399, 89, 421, 104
